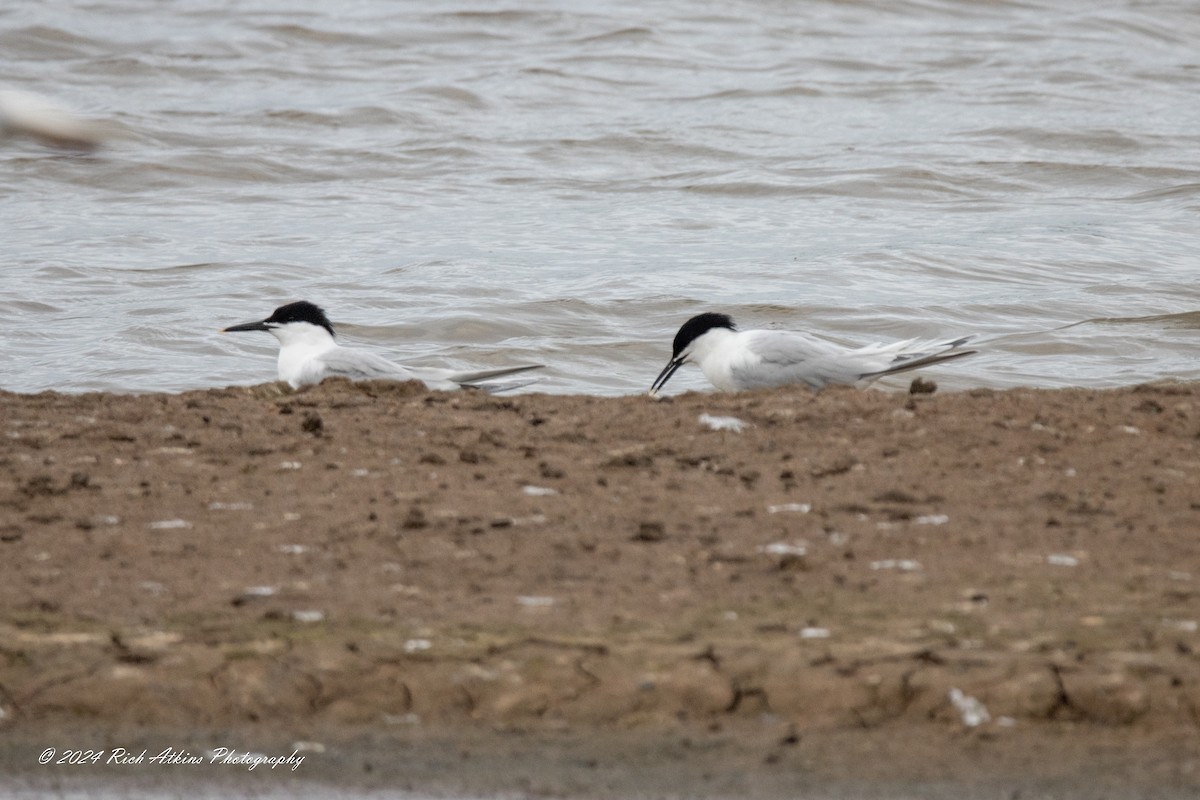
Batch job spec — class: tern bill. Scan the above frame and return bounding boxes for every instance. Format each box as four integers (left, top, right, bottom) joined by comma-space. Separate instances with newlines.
222, 300, 543, 392
649, 312, 976, 396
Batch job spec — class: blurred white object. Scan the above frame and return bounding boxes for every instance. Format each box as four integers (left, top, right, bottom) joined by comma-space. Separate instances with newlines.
948, 688, 991, 727
0, 88, 106, 151
697, 413, 747, 432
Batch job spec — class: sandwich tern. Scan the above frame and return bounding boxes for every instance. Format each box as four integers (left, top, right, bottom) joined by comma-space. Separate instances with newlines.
222, 301, 543, 392
649, 312, 976, 395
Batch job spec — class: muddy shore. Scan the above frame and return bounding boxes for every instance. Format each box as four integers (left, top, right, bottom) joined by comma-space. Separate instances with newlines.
1, 379, 1198, 797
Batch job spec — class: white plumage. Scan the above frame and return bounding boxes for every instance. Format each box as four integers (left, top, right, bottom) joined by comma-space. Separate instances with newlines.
223, 301, 542, 392
650, 312, 976, 395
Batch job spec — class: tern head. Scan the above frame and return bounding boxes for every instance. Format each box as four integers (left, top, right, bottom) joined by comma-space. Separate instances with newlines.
221, 301, 336, 344
648, 312, 736, 396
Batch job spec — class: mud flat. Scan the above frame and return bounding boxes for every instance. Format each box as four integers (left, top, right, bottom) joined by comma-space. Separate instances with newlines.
1, 379, 1198, 797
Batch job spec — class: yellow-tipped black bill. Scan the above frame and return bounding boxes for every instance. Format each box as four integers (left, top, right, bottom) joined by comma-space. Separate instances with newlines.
648, 358, 683, 396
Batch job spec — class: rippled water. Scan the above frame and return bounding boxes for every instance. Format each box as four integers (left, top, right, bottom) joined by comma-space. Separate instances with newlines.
3, 0, 1200, 396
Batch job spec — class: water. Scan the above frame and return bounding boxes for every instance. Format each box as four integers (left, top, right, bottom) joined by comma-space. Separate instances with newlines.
3, 0, 1200, 397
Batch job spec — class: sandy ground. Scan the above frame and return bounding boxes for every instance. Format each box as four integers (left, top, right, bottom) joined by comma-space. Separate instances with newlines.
1, 377, 1199, 797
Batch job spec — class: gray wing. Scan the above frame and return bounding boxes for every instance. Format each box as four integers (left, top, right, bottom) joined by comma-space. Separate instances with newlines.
413, 364, 544, 392
857, 337, 977, 379
733, 330, 868, 390
314, 347, 420, 383
318, 347, 542, 392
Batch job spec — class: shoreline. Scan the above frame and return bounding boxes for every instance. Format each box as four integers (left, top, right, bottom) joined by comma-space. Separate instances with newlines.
4, 721, 1198, 798
2, 379, 1199, 795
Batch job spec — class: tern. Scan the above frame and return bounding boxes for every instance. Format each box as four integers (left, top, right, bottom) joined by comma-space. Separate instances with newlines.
222, 301, 543, 392
649, 312, 976, 395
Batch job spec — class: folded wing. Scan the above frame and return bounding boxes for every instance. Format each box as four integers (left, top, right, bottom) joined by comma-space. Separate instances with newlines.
734, 330, 975, 390
317, 348, 543, 393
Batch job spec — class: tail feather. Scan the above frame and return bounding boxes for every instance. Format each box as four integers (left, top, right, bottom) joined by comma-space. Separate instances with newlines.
463, 377, 543, 394
863, 345, 977, 379
942, 335, 974, 350
450, 364, 544, 387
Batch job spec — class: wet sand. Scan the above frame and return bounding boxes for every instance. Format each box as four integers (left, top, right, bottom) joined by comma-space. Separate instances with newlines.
1, 378, 1199, 797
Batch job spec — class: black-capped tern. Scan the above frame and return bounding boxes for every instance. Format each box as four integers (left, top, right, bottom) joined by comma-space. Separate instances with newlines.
222, 301, 543, 392
649, 312, 976, 395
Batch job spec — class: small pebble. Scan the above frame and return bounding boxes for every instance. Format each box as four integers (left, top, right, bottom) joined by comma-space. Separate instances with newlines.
516, 596, 555, 607
870, 559, 921, 572
698, 413, 747, 432
148, 519, 191, 530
